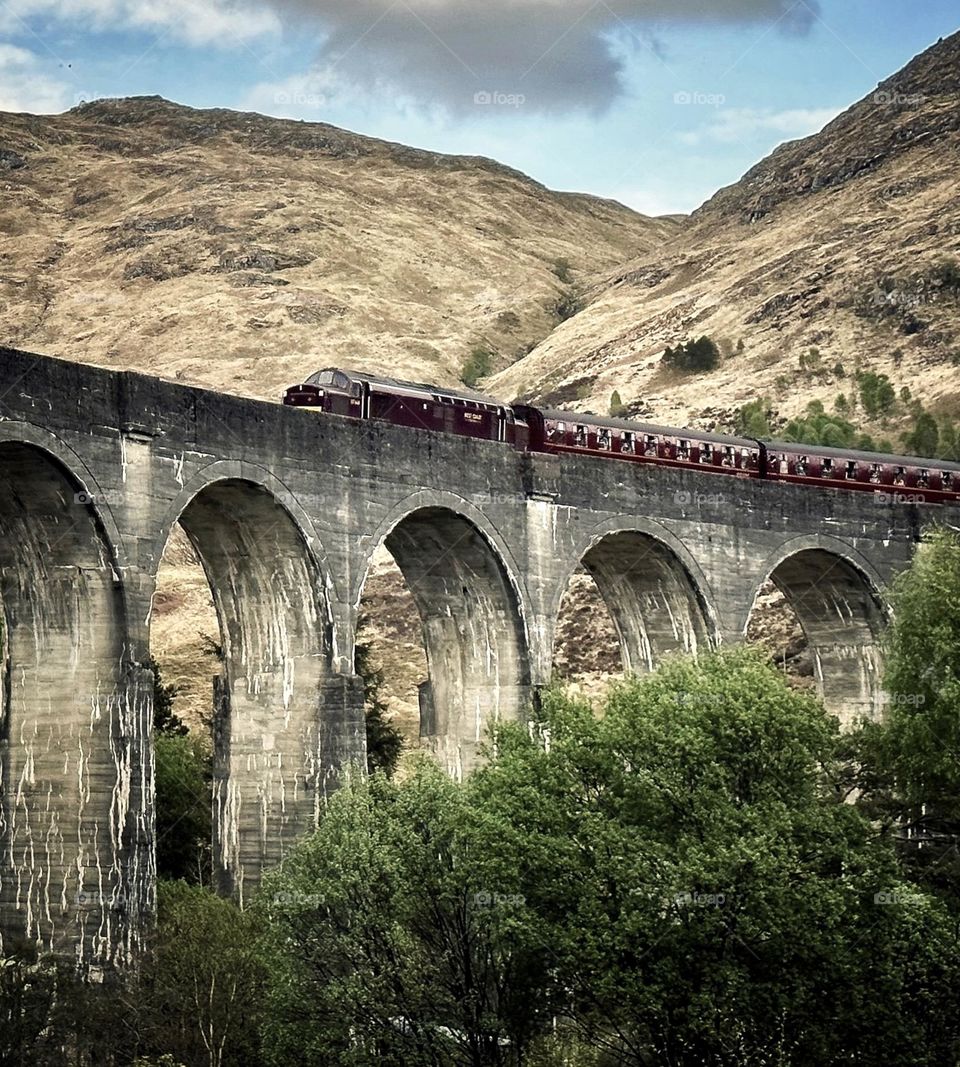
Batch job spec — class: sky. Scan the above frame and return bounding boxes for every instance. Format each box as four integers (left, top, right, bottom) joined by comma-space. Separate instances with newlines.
0, 0, 957, 215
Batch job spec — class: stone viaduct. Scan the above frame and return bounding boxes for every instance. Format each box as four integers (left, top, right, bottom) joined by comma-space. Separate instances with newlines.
0, 345, 943, 969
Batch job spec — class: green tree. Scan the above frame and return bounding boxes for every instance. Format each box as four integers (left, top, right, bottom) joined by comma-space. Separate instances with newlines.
258, 764, 551, 1066
155, 732, 212, 883
735, 397, 771, 437
857, 371, 897, 419
476, 652, 960, 1065
142, 882, 266, 1067
662, 335, 720, 374
461, 347, 494, 388
609, 390, 627, 418
151, 655, 185, 736
355, 615, 404, 777
856, 528, 960, 902
902, 410, 940, 458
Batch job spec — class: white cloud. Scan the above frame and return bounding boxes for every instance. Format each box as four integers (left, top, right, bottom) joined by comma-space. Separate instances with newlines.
678, 106, 842, 147
0, 43, 70, 113
0, 0, 280, 48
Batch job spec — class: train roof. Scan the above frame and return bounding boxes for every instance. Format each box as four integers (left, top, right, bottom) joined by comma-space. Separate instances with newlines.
762, 438, 960, 471
534, 407, 757, 448
306, 367, 503, 407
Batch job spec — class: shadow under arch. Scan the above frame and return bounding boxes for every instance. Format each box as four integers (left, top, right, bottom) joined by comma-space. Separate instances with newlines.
155, 473, 346, 902
555, 519, 718, 676
746, 536, 889, 726
0, 439, 150, 967
357, 497, 532, 780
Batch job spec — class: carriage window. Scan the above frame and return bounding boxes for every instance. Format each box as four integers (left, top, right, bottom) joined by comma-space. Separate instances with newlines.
846, 460, 857, 480
894, 466, 906, 486
598, 428, 611, 451
944, 472, 954, 490
795, 456, 808, 476
546, 423, 557, 439
556, 421, 565, 435
700, 443, 712, 463
918, 469, 929, 488
722, 447, 734, 468
821, 458, 833, 477
741, 447, 750, 466
678, 440, 690, 460
621, 432, 635, 454
644, 435, 658, 456
576, 425, 587, 446
870, 464, 882, 483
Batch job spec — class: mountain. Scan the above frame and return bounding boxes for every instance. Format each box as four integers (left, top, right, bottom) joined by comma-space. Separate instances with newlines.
0, 96, 674, 399
492, 30, 960, 444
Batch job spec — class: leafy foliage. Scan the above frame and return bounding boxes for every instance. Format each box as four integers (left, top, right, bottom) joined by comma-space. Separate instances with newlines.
856, 370, 897, 419
141, 882, 266, 1067
259, 651, 960, 1066
461, 347, 494, 387
608, 390, 627, 418
855, 527, 960, 902
155, 733, 212, 883
662, 335, 720, 373
355, 614, 404, 776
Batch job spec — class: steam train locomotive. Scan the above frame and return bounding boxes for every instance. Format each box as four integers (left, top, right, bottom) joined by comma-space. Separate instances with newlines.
283, 368, 960, 504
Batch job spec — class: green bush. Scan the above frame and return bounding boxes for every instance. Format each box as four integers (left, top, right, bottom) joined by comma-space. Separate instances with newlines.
460, 347, 493, 388
608, 390, 627, 418
662, 335, 720, 374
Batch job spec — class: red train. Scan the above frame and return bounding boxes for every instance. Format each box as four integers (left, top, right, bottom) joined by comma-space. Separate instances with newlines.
284, 368, 960, 505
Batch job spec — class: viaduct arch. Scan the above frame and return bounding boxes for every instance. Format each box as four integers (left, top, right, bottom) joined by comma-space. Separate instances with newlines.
0, 345, 941, 966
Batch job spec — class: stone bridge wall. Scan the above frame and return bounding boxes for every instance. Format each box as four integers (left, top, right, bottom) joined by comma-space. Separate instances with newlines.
0, 346, 943, 967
